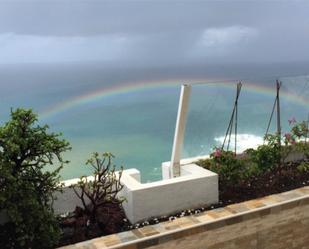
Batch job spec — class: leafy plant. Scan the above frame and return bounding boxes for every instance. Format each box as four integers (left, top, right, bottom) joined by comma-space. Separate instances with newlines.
291, 120, 309, 141
72, 152, 125, 223
245, 146, 270, 171
247, 131, 295, 172
297, 161, 309, 173
197, 148, 259, 186
197, 118, 309, 189
290, 120, 309, 159
0, 108, 71, 249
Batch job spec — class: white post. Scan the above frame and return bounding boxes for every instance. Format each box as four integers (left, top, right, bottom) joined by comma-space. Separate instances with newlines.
170, 84, 191, 178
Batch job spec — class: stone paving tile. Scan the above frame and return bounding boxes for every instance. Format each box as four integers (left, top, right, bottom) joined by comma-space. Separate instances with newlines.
194, 213, 216, 223
225, 203, 250, 213
119, 245, 137, 249
297, 186, 309, 194
169, 216, 199, 228
80, 244, 96, 249
162, 221, 181, 231
131, 229, 145, 239
259, 194, 284, 205
117, 231, 139, 243
92, 238, 108, 249
74, 240, 96, 249
138, 225, 161, 237
278, 191, 303, 200
149, 223, 168, 234
186, 215, 201, 224
100, 234, 122, 247
207, 208, 234, 219
293, 188, 308, 196
243, 199, 266, 209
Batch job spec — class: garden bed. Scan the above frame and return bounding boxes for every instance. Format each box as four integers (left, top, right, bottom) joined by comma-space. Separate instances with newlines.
58, 201, 129, 247
198, 158, 309, 206
58, 157, 309, 247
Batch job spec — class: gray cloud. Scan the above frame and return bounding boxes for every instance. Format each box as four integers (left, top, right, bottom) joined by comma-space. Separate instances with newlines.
0, 1, 309, 65
0, 33, 131, 63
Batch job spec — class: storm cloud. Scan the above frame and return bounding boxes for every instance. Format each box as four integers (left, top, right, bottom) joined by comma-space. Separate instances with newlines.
0, 1, 309, 65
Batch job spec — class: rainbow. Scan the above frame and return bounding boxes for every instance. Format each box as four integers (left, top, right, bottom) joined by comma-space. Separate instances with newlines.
40, 77, 308, 119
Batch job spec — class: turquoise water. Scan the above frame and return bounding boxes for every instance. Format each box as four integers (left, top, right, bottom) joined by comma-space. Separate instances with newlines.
0, 64, 308, 182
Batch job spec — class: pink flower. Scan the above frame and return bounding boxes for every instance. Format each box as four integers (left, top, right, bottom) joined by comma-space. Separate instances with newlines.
288, 117, 297, 125
284, 133, 296, 145
213, 148, 222, 158
284, 133, 292, 140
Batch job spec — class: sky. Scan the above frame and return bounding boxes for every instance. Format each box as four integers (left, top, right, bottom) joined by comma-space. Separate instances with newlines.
1, 1, 309, 67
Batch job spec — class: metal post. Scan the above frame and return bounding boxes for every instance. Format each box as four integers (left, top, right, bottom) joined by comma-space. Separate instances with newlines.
276, 80, 281, 146
170, 84, 191, 178
305, 113, 309, 143
234, 82, 242, 154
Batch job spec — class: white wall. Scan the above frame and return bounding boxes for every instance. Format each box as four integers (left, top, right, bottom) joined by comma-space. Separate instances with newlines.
52, 160, 219, 224
120, 164, 218, 223
53, 177, 92, 215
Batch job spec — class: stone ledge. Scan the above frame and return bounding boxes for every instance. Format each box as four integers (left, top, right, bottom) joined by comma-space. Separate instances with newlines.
57, 186, 309, 249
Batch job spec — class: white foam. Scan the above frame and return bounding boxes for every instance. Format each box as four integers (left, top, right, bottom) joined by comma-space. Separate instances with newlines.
214, 133, 263, 152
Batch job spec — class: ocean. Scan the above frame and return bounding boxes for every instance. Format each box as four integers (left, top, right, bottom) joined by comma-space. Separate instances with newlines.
0, 62, 308, 182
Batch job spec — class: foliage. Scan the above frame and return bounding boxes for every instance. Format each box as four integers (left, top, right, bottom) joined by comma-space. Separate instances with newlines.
289, 120, 309, 158
197, 118, 309, 187
245, 133, 282, 171
297, 161, 309, 173
72, 152, 124, 223
0, 108, 71, 249
244, 119, 309, 173
291, 120, 309, 140
197, 149, 260, 186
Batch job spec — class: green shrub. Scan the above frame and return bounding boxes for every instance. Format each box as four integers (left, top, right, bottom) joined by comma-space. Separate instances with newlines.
197, 119, 309, 188
280, 120, 309, 161
0, 108, 71, 249
297, 161, 309, 173
245, 132, 291, 171
197, 149, 260, 186
291, 121, 309, 140
245, 145, 279, 171
197, 118, 309, 190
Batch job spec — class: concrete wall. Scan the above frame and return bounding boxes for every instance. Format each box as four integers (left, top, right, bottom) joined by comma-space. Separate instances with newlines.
53, 177, 93, 215
120, 164, 218, 223
53, 162, 218, 224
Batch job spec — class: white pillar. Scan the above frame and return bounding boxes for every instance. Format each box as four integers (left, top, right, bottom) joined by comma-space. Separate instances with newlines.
170, 84, 192, 178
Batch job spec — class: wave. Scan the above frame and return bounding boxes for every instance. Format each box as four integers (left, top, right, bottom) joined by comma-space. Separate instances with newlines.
214, 133, 263, 153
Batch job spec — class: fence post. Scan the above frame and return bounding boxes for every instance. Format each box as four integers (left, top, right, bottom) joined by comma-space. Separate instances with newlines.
170, 84, 191, 178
